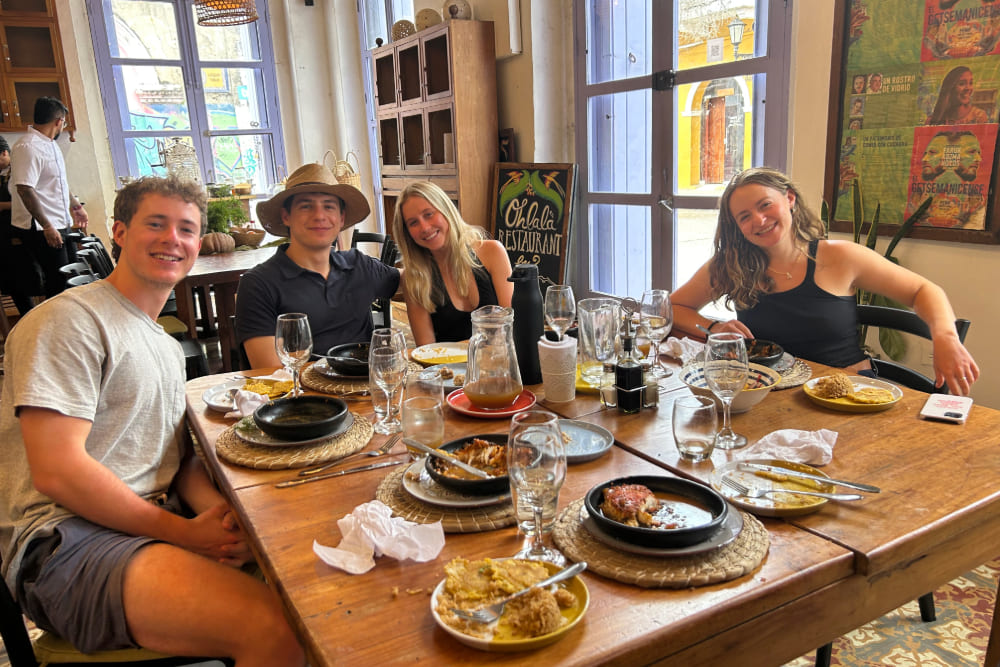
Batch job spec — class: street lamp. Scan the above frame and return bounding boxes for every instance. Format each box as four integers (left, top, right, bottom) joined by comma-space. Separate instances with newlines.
728, 17, 745, 60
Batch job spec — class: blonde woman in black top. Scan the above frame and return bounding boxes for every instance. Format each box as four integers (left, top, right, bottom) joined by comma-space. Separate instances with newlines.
671, 168, 978, 395
392, 181, 513, 346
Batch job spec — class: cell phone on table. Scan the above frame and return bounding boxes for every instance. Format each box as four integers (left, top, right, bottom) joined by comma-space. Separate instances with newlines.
919, 393, 973, 424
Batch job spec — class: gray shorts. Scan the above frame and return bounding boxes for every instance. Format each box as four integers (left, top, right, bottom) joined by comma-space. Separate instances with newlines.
16, 498, 185, 653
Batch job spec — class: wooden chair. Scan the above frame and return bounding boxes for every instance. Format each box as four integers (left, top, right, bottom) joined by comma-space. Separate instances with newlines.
0, 562, 232, 666
350, 230, 400, 327
816, 304, 971, 667
856, 304, 971, 394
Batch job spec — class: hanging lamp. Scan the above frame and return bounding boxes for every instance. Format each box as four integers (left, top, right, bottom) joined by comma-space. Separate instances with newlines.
195, 0, 259, 26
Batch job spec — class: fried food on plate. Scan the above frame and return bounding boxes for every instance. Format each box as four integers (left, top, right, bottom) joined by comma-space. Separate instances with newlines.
811, 373, 854, 399
848, 387, 895, 404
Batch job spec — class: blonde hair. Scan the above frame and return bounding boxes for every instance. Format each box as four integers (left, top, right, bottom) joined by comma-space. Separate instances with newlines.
391, 181, 487, 312
709, 167, 826, 310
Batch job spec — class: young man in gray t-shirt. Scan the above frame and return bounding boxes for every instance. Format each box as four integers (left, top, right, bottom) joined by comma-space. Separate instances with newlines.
0, 176, 304, 664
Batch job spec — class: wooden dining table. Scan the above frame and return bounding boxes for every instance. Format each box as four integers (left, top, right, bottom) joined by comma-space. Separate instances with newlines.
184, 361, 1000, 666
174, 245, 276, 371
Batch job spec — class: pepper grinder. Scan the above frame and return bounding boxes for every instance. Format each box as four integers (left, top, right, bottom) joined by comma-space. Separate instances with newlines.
508, 264, 543, 385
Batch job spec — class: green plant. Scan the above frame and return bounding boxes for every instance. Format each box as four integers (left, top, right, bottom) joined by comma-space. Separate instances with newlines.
206, 196, 248, 233
823, 180, 932, 360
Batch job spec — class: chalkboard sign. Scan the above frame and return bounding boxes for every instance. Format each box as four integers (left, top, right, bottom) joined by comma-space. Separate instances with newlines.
490, 162, 577, 286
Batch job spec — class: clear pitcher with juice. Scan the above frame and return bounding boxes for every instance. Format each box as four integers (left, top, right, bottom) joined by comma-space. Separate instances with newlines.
465, 305, 523, 409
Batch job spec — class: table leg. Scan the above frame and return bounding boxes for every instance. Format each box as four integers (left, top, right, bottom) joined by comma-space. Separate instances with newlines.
986, 579, 1000, 667
214, 283, 239, 373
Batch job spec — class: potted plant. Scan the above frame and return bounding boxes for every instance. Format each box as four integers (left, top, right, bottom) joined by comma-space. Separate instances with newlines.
202, 196, 248, 254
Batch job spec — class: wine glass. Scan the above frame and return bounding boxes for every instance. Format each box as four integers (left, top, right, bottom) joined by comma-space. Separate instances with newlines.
275, 313, 313, 396
640, 289, 673, 378
401, 369, 445, 460
703, 332, 749, 450
507, 409, 567, 565
368, 328, 408, 429
544, 285, 576, 341
369, 347, 407, 434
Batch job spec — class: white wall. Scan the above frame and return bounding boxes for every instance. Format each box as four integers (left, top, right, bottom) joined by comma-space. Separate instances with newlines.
57, 1, 998, 407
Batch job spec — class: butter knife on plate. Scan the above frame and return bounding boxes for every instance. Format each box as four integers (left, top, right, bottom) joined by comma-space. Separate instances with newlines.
736, 462, 880, 493
275, 459, 404, 488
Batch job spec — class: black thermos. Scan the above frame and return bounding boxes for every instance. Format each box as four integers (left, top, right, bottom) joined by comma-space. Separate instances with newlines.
508, 264, 544, 385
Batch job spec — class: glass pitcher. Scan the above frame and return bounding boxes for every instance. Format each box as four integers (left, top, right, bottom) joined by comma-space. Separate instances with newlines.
465, 305, 524, 409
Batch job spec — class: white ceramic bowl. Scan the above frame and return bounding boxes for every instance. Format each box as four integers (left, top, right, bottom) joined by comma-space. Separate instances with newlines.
679, 361, 781, 414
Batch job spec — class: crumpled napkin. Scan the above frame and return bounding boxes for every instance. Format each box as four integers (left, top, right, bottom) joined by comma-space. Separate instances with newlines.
735, 428, 838, 466
224, 369, 293, 419
662, 337, 706, 365
313, 500, 445, 574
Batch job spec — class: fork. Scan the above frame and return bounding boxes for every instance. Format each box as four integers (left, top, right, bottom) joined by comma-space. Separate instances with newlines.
449, 562, 587, 624
297, 434, 401, 477
722, 475, 862, 501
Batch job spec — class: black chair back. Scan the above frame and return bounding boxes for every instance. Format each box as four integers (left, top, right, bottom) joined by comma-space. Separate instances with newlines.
350, 230, 399, 327
58, 261, 95, 279
856, 304, 971, 394
66, 274, 96, 287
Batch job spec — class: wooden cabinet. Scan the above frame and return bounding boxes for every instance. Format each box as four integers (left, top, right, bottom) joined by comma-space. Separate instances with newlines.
0, 0, 72, 131
373, 20, 498, 228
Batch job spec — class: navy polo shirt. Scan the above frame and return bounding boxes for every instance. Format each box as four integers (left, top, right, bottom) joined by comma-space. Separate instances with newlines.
235, 244, 400, 354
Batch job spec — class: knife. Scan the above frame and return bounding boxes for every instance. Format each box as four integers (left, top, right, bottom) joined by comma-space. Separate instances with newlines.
275, 459, 405, 488
737, 462, 881, 493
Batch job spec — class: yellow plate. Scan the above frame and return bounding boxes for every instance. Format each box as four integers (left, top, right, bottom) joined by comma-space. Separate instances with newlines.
802, 375, 903, 413
575, 365, 600, 395
430, 560, 589, 652
411, 342, 468, 366
713, 458, 834, 517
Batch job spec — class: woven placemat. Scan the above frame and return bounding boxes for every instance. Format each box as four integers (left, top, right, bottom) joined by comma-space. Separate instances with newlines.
775, 359, 812, 390
375, 468, 516, 533
552, 499, 769, 589
215, 412, 373, 470
301, 361, 422, 395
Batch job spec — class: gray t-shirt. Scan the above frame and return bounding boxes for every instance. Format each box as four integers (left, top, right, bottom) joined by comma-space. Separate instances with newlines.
0, 280, 186, 590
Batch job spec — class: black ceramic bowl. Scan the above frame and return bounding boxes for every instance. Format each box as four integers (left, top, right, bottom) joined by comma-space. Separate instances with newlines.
584, 476, 729, 548
425, 433, 509, 495
747, 338, 784, 367
323, 342, 370, 377
253, 396, 349, 441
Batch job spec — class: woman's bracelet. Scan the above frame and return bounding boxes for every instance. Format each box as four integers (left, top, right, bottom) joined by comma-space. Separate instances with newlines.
706, 320, 721, 332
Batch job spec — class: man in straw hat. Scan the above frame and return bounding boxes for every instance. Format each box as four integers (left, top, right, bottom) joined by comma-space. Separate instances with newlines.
236, 162, 401, 367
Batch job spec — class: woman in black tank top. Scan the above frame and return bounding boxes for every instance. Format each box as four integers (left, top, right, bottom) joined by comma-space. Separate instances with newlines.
672, 168, 978, 395
392, 181, 513, 346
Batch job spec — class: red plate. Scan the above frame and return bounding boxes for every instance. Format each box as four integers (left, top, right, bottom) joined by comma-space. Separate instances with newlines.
446, 388, 537, 418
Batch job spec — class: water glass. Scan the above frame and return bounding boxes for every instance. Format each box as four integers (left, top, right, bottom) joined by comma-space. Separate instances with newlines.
704, 332, 749, 450
275, 313, 312, 396
370, 327, 407, 355
508, 409, 566, 565
672, 395, 718, 461
577, 298, 620, 387
401, 369, 445, 460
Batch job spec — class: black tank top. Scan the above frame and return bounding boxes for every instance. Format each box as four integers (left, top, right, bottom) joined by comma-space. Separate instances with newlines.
429, 264, 499, 342
737, 240, 865, 367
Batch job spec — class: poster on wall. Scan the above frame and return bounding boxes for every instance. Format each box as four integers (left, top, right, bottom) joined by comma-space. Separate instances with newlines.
825, 0, 1000, 244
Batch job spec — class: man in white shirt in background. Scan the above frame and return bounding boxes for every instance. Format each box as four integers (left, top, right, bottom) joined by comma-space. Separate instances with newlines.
10, 96, 88, 298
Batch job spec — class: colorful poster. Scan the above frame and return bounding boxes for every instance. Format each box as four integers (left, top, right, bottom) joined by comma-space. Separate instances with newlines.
922, 0, 1000, 61
905, 124, 996, 229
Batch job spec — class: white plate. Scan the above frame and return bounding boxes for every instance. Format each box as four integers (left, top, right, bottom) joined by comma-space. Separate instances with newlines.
232, 413, 355, 448
579, 503, 743, 557
202, 380, 246, 412
401, 459, 509, 508
412, 342, 467, 366
425, 362, 467, 391
558, 419, 613, 463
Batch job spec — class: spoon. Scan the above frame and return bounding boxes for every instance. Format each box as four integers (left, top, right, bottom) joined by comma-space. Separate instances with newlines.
402, 438, 491, 479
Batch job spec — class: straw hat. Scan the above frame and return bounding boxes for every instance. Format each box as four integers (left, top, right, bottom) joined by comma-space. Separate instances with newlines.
256, 163, 370, 237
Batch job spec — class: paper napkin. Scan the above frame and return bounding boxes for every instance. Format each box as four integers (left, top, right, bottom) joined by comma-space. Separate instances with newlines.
663, 337, 705, 365
313, 500, 445, 574
736, 429, 838, 466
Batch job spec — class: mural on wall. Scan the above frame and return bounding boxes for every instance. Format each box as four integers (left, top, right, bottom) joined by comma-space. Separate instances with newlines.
828, 0, 1000, 244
